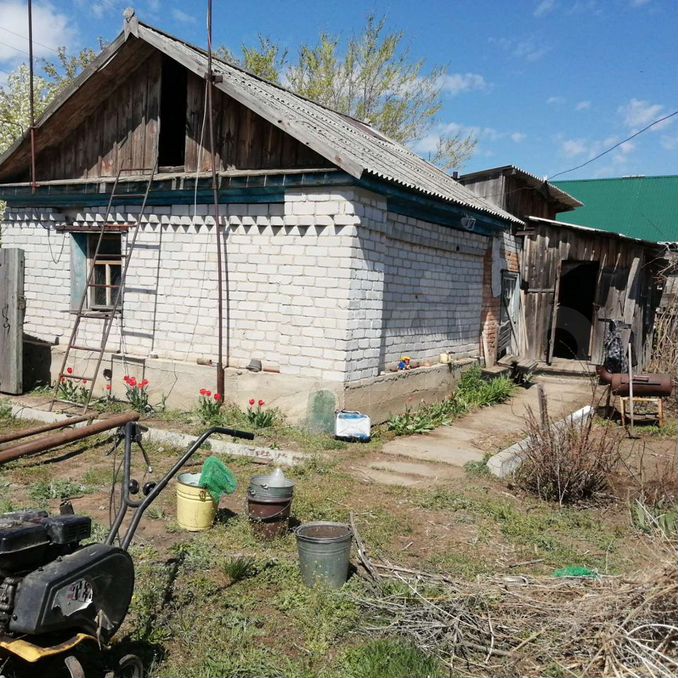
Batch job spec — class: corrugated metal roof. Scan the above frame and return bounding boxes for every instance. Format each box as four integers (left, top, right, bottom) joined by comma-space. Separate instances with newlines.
133, 22, 521, 225
553, 176, 677, 243
459, 164, 582, 210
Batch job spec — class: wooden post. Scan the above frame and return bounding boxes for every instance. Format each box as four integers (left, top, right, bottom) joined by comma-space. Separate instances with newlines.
537, 384, 549, 429
627, 343, 635, 437
0, 249, 25, 394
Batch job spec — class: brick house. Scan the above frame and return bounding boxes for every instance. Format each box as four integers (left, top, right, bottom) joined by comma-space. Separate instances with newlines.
0, 14, 522, 425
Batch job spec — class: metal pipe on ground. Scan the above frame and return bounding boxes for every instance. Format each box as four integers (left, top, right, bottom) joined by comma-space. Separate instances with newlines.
0, 415, 93, 445
0, 413, 139, 465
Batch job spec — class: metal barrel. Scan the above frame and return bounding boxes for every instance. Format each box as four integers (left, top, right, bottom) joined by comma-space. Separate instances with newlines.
295, 521, 353, 589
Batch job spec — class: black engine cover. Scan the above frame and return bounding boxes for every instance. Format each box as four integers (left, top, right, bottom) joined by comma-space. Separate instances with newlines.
9, 543, 134, 641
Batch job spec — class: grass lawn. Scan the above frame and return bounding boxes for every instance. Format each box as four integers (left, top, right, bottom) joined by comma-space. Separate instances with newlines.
0, 399, 674, 677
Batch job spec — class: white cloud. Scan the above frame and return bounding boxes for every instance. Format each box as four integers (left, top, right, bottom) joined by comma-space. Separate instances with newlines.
618, 98, 669, 131
413, 122, 525, 159
0, 1, 74, 64
171, 8, 197, 24
575, 100, 591, 111
440, 72, 488, 95
490, 36, 551, 62
534, 0, 557, 17
85, 0, 125, 20
561, 138, 588, 157
547, 95, 565, 105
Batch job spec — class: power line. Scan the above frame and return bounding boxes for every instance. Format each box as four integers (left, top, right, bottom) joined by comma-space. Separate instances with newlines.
0, 37, 30, 57
0, 25, 59, 54
548, 110, 678, 180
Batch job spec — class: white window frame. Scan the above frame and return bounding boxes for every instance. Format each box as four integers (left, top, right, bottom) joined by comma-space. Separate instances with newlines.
87, 233, 123, 310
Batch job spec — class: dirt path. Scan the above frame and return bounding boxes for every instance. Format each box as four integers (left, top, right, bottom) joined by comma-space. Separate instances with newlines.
352, 375, 596, 486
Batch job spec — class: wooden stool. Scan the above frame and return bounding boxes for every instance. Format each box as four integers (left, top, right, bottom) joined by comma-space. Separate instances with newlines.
618, 396, 664, 427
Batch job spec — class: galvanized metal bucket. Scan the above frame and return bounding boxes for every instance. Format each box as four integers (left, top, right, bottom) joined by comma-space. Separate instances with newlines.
295, 521, 353, 589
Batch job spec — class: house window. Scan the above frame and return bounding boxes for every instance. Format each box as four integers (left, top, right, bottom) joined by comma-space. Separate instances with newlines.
88, 233, 122, 309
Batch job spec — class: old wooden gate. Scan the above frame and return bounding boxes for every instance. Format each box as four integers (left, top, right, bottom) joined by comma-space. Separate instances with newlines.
0, 248, 25, 394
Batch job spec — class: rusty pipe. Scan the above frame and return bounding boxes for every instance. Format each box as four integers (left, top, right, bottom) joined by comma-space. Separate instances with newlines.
0, 414, 93, 445
0, 412, 139, 465
596, 365, 673, 397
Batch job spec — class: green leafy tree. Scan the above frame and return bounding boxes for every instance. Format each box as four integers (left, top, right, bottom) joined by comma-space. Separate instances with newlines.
0, 46, 99, 155
222, 15, 476, 171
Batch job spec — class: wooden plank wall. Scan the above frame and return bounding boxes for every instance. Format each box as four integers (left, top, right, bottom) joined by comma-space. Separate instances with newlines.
37, 52, 162, 180
520, 222, 661, 366
184, 72, 331, 172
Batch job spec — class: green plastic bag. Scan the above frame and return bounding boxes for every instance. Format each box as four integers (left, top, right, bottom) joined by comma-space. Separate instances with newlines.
199, 456, 238, 504
553, 566, 598, 579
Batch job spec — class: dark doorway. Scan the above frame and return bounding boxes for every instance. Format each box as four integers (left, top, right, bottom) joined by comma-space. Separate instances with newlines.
553, 261, 599, 360
158, 56, 187, 168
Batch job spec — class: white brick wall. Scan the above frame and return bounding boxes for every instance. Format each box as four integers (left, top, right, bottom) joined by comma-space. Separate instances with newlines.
342, 193, 487, 381
1, 186, 492, 389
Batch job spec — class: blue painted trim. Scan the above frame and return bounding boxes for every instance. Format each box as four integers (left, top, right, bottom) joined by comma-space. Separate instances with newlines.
0, 169, 513, 238
356, 176, 512, 235
0, 170, 354, 208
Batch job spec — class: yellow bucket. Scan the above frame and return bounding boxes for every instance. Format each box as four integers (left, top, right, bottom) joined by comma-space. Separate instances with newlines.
176, 473, 216, 531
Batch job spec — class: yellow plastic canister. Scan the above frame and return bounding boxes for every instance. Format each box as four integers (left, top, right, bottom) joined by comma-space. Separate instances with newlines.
176, 472, 216, 531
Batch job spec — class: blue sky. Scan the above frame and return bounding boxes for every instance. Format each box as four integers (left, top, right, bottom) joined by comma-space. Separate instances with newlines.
0, 0, 676, 179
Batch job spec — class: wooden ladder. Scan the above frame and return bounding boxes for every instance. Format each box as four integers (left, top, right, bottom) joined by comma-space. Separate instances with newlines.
49, 166, 156, 414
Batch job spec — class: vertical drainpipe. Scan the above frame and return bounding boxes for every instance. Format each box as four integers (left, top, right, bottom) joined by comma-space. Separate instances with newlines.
28, 0, 37, 193
207, 0, 225, 396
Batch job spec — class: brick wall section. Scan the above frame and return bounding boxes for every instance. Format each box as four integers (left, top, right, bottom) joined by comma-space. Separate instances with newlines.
342, 188, 487, 381
2, 186, 495, 387
480, 230, 523, 362
1, 197, 358, 383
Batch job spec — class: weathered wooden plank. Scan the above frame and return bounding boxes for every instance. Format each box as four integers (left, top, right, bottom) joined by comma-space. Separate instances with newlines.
0, 248, 25, 394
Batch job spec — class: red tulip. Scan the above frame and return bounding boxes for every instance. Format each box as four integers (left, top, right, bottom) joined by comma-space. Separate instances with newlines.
249, 398, 255, 406
200, 388, 207, 396
105, 384, 112, 391
128, 377, 137, 387
258, 399, 265, 407
66, 367, 73, 374
82, 380, 88, 385
140, 379, 149, 388
214, 393, 222, 402
60, 377, 66, 383
123, 375, 130, 384
205, 390, 211, 397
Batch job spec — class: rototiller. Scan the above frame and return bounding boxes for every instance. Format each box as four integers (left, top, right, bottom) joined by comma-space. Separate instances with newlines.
0, 422, 252, 678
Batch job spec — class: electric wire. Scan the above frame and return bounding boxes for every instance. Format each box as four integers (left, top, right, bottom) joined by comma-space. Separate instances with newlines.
548, 111, 678, 180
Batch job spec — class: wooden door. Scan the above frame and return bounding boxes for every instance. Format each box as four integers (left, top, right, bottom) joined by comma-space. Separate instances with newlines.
0, 248, 25, 394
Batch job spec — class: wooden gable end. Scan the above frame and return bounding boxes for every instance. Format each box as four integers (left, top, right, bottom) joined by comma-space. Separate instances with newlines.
0, 38, 331, 183
184, 71, 331, 173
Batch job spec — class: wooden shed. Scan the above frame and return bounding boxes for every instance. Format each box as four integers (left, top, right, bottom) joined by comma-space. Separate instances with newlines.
521, 217, 663, 368
459, 166, 665, 370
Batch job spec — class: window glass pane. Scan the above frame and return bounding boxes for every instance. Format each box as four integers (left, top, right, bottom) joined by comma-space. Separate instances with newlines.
93, 265, 107, 306
109, 264, 122, 305
94, 234, 121, 257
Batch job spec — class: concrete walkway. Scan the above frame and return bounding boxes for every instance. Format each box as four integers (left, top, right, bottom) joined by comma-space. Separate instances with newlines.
353, 376, 595, 486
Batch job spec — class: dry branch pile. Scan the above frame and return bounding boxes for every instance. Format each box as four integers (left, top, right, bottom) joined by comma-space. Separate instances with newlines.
350, 515, 677, 678
648, 252, 678, 377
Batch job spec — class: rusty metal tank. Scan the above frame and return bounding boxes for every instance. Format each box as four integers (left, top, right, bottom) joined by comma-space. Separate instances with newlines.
596, 366, 673, 397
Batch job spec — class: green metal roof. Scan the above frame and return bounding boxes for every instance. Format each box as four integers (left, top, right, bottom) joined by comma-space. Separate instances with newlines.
553, 176, 677, 243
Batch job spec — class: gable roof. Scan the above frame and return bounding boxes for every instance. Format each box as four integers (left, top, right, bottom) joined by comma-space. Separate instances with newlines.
553, 176, 677, 243
459, 164, 582, 211
0, 14, 521, 226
